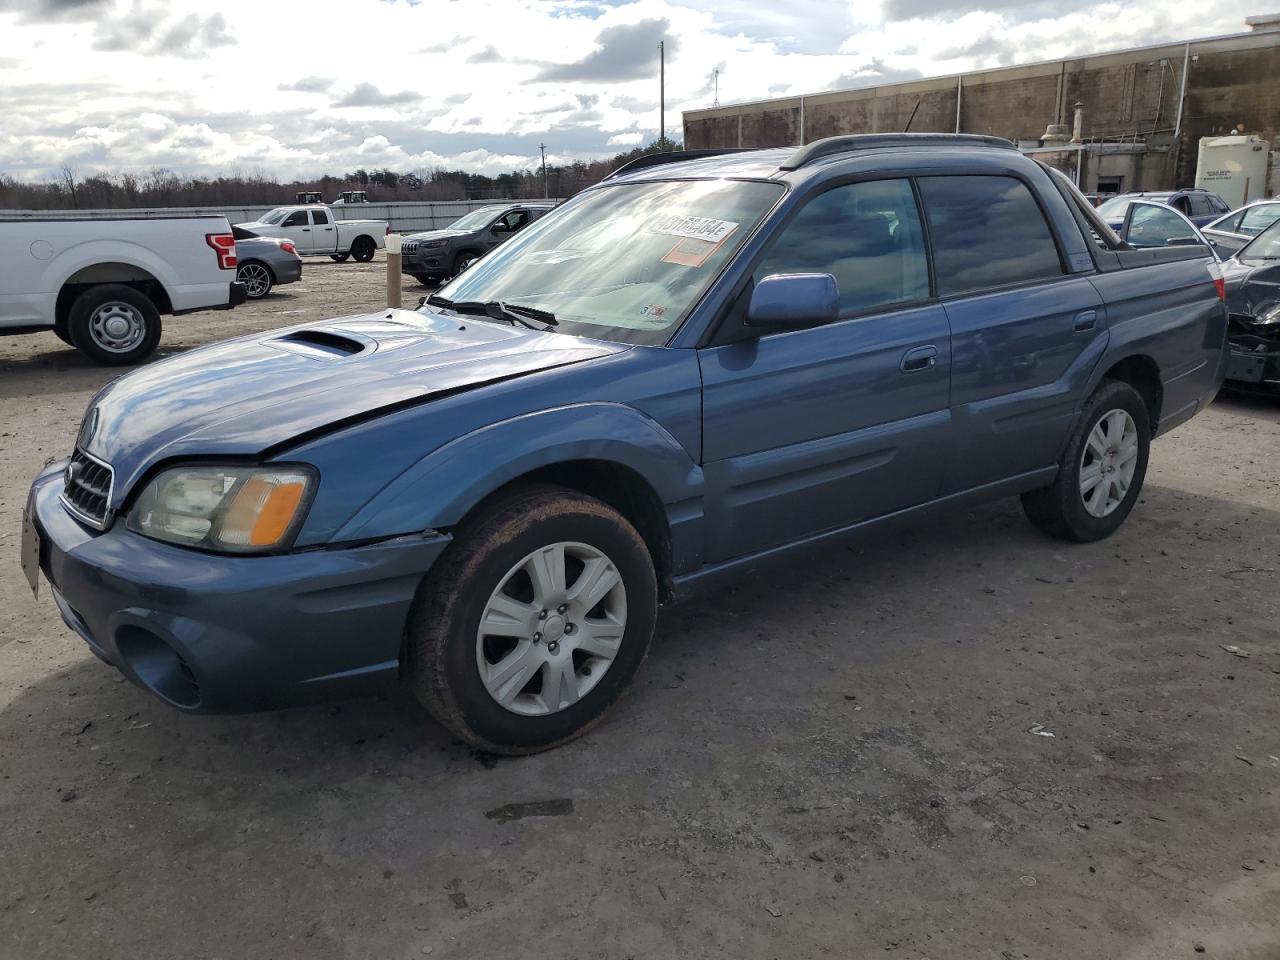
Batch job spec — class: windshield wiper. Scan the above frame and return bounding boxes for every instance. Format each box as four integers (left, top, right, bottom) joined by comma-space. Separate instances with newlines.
424, 295, 557, 330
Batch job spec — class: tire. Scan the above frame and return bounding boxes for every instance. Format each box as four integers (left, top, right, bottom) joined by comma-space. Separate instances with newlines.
406, 484, 658, 755
236, 260, 274, 299
351, 236, 376, 263
451, 251, 480, 277
1021, 379, 1151, 542
410, 273, 432, 285
53, 324, 74, 346
330, 252, 350, 263
67, 284, 162, 366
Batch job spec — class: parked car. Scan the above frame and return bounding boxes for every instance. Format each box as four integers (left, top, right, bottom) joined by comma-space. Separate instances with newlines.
1200, 199, 1280, 257
236, 204, 388, 263
1220, 217, 1280, 393
23, 134, 1227, 754
400, 201, 556, 284
233, 226, 303, 300
1096, 189, 1230, 228
0, 215, 245, 364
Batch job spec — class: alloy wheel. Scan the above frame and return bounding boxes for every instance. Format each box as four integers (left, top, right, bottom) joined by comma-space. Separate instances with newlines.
1079, 408, 1139, 518
475, 541, 627, 717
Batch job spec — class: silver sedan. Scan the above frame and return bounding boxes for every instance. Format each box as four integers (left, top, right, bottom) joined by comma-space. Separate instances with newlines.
233, 225, 303, 299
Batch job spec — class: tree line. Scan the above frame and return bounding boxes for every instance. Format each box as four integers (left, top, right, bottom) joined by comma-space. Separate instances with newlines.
0, 139, 683, 210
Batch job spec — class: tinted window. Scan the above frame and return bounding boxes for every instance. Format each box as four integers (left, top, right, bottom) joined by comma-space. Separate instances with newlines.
753, 178, 930, 315
918, 175, 1064, 296
1124, 204, 1199, 248
1239, 204, 1280, 236
283, 210, 308, 227
1188, 195, 1214, 217
312, 210, 329, 225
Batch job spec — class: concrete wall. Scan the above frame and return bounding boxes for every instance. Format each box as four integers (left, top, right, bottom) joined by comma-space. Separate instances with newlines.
684, 28, 1280, 194
0, 199, 560, 234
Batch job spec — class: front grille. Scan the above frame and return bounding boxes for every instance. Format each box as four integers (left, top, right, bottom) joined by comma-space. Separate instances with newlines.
401, 240, 419, 255
59, 448, 113, 529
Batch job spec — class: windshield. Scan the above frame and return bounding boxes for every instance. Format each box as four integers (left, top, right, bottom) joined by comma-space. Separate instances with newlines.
430, 179, 785, 346
1237, 217, 1280, 260
257, 207, 289, 225
448, 205, 509, 232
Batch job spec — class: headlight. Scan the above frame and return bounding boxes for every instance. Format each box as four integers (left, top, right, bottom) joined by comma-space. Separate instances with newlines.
127, 465, 315, 553
422, 239, 448, 249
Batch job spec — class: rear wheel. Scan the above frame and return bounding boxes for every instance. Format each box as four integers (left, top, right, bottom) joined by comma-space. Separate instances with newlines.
53, 323, 74, 346
67, 284, 162, 366
236, 261, 274, 299
351, 236, 376, 263
1021, 379, 1151, 541
330, 252, 351, 263
406, 485, 658, 754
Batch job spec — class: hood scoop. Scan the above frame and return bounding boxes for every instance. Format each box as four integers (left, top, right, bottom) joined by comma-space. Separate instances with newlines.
270, 329, 371, 360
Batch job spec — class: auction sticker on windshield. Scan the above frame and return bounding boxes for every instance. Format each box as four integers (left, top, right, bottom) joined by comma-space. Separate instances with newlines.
647, 215, 740, 245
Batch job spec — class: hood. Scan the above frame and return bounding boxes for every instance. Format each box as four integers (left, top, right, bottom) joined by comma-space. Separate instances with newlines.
405, 228, 467, 242
81, 309, 626, 504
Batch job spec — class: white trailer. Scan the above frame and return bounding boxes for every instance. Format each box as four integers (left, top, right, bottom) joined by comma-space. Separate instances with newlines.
1195, 135, 1271, 209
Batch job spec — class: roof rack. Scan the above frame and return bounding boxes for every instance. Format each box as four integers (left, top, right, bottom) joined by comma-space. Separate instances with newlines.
603, 148, 756, 181
780, 134, 1017, 171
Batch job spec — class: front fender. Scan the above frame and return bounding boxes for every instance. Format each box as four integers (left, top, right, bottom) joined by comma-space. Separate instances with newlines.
331, 401, 705, 547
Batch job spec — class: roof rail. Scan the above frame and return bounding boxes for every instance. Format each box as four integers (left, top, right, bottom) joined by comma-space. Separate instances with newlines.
604, 148, 756, 181
779, 133, 1017, 171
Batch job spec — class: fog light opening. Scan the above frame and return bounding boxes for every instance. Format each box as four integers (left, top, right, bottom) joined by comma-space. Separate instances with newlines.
114, 626, 202, 708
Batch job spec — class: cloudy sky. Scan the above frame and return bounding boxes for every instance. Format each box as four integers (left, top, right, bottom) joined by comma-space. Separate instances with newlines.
0, 0, 1263, 181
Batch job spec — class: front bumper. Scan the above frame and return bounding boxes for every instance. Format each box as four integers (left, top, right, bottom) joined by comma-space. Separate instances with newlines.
1225, 331, 1280, 391
24, 461, 450, 713
402, 246, 449, 275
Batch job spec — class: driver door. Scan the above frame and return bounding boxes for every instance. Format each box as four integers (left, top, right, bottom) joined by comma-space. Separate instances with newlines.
697, 178, 952, 563
280, 209, 314, 251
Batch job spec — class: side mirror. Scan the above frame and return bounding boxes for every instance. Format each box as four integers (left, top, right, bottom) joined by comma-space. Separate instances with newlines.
491, 222, 512, 235
745, 274, 840, 332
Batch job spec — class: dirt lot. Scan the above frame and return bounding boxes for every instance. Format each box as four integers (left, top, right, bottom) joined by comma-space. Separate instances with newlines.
2, 255, 1278, 960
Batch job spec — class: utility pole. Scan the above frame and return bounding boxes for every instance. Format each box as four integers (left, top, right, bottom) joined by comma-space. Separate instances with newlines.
539, 143, 548, 199
659, 39, 665, 148
713, 68, 719, 107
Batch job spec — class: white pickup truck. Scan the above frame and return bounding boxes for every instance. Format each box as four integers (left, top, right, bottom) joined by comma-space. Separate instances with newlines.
0, 215, 246, 365
235, 205, 388, 262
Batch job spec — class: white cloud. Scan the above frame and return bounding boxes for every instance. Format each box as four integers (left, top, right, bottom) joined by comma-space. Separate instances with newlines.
0, 0, 1263, 181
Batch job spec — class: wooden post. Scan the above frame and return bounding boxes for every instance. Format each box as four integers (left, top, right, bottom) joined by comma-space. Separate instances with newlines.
386, 233, 402, 309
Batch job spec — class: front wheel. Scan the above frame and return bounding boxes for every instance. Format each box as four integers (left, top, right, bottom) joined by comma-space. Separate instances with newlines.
350, 236, 376, 262
406, 485, 658, 754
67, 284, 162, 366
1021, 379, 1151, 541
451, 252, 479, 277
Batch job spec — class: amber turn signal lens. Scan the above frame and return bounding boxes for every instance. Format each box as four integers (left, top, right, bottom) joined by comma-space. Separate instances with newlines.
219, 474, 309, 548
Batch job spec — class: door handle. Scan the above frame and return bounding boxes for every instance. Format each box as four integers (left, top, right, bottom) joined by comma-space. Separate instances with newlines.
1073, 310, 1097, 332
301, 227, 311, 231
900, 344, 938, 373
324, 227, 333, 231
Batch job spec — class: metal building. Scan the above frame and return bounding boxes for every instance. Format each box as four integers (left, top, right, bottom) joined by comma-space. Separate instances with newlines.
682, 16, 1280, 196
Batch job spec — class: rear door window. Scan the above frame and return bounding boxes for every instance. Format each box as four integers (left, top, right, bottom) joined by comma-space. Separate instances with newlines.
752, 178, 931, 316
1188, 195, 1214, 217
311, 210, 329, 225
917, 175, 1065, 297
1238, 204, 1280, 236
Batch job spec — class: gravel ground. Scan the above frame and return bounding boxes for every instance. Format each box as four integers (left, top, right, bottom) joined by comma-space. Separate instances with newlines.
1, 254, 1278, 960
